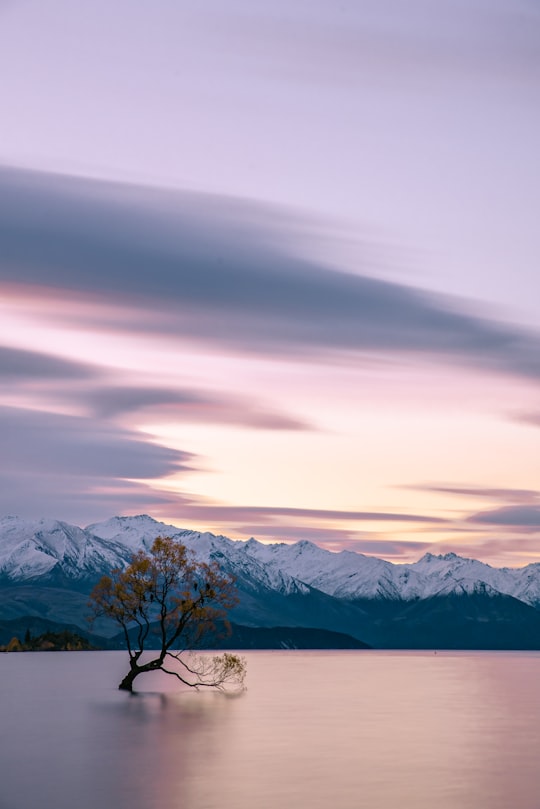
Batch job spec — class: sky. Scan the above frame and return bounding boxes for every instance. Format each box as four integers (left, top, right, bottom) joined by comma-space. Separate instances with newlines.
1, 0, 539, 566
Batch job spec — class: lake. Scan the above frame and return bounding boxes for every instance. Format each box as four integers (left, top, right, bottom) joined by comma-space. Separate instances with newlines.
2, 650, 540, 809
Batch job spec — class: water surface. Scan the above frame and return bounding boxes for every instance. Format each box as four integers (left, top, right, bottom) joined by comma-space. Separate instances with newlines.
2, 650, 540, 808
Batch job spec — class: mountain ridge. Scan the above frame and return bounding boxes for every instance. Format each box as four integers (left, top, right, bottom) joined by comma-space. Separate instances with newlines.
2, 513, 540, 607
3, 514, 540, 649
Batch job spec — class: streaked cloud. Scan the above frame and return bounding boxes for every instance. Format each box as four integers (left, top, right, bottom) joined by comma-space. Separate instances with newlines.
468, 505, 540, 529
0, 340, 314, 431
333, 539, 430, 559
81, 385, 312, 431
3, 166, 540, 383
0, 472, 182, 525
410, 483, 540, 504
0, 403, 208, 522
0, 406, 193, 477
0, 346, 99, 380
404, 483, 540, 536
510, 411, 540, 429
160, 502, 447, 525
424, 536, 540, 567
226, 0, 540, 88
236, 524, 429, 558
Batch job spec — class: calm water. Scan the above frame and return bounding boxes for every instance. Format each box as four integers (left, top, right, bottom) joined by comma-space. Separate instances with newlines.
2, 650, 540, 809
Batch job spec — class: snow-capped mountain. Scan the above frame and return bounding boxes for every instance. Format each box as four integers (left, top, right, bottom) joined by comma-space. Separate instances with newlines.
0, 516, 132, 583
85, 514, 191, 552
88, 516, 311, 597
240, 537, 540, 608
2, 513, 540, 610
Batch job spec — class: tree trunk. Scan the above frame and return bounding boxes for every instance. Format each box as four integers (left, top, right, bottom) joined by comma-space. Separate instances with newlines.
118, 655, 164, 691
118, 667, 140, 692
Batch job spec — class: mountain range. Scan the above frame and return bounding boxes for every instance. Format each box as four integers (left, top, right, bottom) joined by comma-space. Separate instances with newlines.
2, 514, 540, 649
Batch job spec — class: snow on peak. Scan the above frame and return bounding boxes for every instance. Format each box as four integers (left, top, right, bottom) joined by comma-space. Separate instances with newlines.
86, 514, 190, 551
417, 551, 473, 565
4, 514, 540, 610
0, 516, 130, 581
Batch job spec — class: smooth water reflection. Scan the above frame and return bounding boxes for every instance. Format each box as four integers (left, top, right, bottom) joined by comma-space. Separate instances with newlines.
2, 650, 540, 809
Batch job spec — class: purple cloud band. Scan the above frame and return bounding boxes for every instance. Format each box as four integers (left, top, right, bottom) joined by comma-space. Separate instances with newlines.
2, 166, 540, 381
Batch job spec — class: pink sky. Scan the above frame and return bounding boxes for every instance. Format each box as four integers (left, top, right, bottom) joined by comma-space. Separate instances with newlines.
0, 0, 539, 566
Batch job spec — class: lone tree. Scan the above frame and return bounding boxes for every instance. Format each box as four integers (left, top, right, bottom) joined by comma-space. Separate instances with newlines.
89, 536, 246, 692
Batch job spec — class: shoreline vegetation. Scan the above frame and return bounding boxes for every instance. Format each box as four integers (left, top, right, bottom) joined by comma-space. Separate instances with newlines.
0, 620, 369, 652
0, 628, 97, 652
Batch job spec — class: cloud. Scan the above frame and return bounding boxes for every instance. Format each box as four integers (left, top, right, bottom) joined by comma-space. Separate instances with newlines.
468, 505, 540, 529
159, 502, 446, 525
405, 483, 540, 535
205, 1, 540, 91
82, 385, 312, 431
236, 523, 429, 557
412, 484, 540, 529
0, 404, 193, 482
337, 538, 430, 559
0, 407, 194, 518
409, 483, 540, 504
3, 166, 540, 382
0, 346, 99, 380
0, 347, 312, 431
418, 536, 540, 567
236, 524, 364, 543
0, 404, 201, 522
509, 411, 540, 429
0, 472, 183, 525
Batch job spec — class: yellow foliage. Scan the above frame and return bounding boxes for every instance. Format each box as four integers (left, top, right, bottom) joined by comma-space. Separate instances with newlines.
89, 536, 246, 691
6, 637, 23, 652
